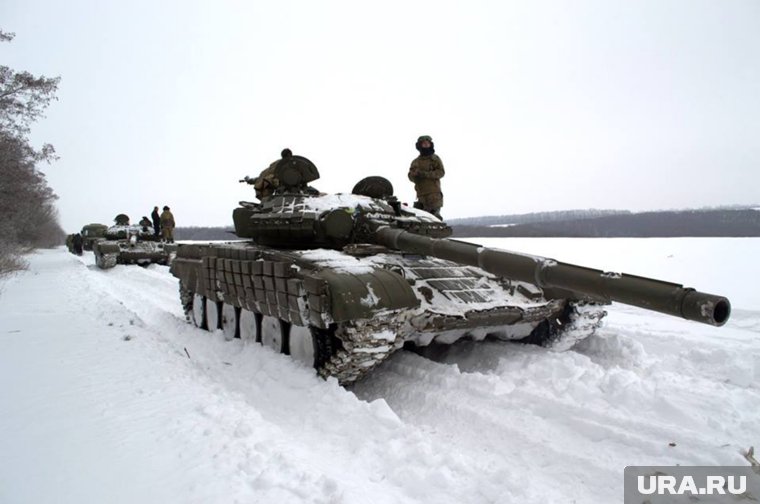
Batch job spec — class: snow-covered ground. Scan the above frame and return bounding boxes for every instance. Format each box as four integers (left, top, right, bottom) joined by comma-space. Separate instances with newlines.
1, 238, 758, 504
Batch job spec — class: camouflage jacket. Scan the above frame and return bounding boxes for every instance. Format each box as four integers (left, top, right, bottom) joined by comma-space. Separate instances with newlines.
408, 154, 445, 197
160, 210, 175, 229
253, 161, 280, 200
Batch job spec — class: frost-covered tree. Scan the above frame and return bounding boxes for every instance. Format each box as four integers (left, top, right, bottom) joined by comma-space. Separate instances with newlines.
0, 30, 64, 276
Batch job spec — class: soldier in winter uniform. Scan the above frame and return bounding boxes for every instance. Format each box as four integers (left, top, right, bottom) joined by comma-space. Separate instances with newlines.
160, 206, 175, 243
151, 206, 161, 237
408, 135, 444, 219
251, 148, 292, 200
139, 216, 152, 232
72, 233, 83, 255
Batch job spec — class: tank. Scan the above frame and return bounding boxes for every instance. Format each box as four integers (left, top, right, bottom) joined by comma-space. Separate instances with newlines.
93, 215, 174, 269
170, 156, 731, 385
80, 223, 109, 251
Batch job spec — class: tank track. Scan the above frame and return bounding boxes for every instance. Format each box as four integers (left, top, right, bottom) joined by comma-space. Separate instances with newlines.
322, 302, 607, 385
319, 322, 406, 385
529, 301, 607, 351
178, 283, 606, 385
179, 286, 194, 322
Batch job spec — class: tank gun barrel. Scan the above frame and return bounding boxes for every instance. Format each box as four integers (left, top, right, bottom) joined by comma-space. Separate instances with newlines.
374, 227, 731, 326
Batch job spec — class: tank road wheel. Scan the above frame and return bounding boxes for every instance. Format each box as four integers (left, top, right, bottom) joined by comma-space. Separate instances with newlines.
239, 310, 262, 342
288, 325, 337, 370
207, 300, 222, 331
289, 325, 317, 367
261, 316, 289, 354
191, 294, 207, 329
221, 304, 240, 341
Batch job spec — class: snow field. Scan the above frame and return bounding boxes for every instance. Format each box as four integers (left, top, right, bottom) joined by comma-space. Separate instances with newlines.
1, 238, 758, 503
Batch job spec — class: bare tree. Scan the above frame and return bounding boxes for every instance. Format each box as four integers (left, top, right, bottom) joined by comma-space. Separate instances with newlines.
0, 30, 64, 277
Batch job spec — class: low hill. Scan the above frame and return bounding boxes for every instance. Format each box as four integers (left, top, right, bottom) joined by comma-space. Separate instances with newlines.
174, 207, 760, 240
451, 208, 760, 238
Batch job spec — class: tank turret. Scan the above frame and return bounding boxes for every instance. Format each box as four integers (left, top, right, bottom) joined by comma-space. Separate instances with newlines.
171, 155, 731, 385
79, 223, 109, 251
233, 155, 451, 248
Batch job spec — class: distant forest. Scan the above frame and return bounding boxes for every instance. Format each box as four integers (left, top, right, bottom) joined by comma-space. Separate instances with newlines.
174, 207, 760, 240
450, 208, 760, 237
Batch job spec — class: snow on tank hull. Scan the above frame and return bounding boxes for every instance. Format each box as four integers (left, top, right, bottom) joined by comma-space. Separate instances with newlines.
171, 241, 605, 384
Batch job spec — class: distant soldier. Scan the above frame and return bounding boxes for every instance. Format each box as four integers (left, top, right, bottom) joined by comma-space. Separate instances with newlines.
72, 233, 83, 255
160, 206, 175, 243
151, 206, 161, 237
252, 148, 292, 200
139, 216, 152, 232
408, 135, 445, 219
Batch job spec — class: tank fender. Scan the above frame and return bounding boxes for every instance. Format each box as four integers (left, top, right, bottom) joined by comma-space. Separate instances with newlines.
170, 257, 205, 294
95, 242, 121, 254
316, 268, 419, 323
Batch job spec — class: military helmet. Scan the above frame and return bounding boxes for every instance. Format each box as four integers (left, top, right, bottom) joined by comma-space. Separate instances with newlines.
415, 135, 435, 152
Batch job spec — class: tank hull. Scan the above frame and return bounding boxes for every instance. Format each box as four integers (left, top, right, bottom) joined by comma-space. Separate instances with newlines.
93, 240, 174, 269
170, 242, 605, 384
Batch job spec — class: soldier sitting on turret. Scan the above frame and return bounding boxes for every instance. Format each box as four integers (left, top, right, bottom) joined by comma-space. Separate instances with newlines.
247, 148, 291, 201
139, 216, 152, 232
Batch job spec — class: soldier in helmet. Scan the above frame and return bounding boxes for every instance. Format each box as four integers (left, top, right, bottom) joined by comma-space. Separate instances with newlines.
160, 206, 175, 243
249, 148, 292, 201
139, 216, 152, 232
408, 135, 445, 219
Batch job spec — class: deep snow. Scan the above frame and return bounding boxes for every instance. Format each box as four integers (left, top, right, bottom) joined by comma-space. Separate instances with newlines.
0, 238, 758, 504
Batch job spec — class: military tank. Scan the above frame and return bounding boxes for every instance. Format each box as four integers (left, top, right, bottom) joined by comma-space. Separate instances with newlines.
93, 214, 174, 269
80, 223, 108, 251
170, 156, 731, 385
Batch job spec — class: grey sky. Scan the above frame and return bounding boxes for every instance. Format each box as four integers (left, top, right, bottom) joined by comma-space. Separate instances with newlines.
3, 0, 759, 231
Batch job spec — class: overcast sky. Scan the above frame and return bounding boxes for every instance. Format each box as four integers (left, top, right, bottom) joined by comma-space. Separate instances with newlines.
3, 0, 759, 231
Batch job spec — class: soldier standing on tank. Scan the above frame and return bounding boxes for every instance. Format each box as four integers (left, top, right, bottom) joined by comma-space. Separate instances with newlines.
408, 135, 445, 219
160, 206, 175, 243
151, 206, 161, 237
250, 148, 292, 200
